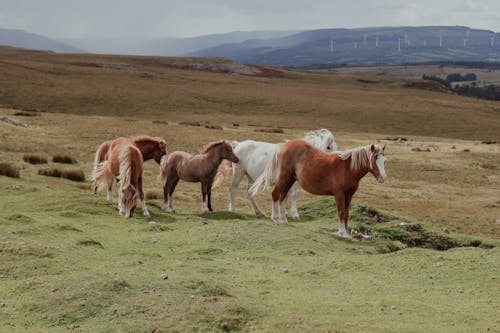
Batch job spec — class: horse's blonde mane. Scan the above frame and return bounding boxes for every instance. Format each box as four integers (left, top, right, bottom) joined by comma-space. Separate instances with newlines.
303, 128, 336, 151
202, 140, 225, 153
339, 144, 384, 170
118, 144, 137, 211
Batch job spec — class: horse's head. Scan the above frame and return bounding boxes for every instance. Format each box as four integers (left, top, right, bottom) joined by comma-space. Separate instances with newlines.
368, 144, 387, 183
153, 139, 168, 164
325, 136, 338, 153
121, 184, 138, 219
220, 141, 240, 163
304, 129, 338, 153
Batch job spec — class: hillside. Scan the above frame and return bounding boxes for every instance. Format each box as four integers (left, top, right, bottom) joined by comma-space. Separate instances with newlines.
192, 26, 500, 67
0, 47, 499, 140
0, 47, 499, 332
0, 28, 83, 53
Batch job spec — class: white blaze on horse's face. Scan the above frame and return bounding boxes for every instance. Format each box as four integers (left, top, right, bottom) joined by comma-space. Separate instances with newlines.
375, 154, 387, 183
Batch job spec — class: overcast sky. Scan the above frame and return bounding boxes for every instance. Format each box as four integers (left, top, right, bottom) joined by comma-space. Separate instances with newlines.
1, 0, 499, 39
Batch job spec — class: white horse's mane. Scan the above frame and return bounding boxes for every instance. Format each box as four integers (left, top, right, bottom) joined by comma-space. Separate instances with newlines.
303, 128, 337, 152
338, 145, 383, 170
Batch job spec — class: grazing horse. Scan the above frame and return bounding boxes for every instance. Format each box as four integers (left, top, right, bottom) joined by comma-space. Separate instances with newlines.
92, 135, 167, 201
213, 129, 337, 218
159, 140, 239, 213
251, 140, 387, 238
93, 140, 146, 219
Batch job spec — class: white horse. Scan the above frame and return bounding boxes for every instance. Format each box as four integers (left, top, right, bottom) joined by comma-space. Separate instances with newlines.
213, 129, 337, 218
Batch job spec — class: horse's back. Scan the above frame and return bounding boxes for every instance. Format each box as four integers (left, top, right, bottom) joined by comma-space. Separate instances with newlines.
235, 140, 278, 179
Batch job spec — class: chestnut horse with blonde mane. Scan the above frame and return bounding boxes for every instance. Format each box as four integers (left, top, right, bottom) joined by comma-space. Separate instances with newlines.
251, 140, 387, 238
159, 140, 239, 213
92, 135, 167, 202
93, 139, 146, 219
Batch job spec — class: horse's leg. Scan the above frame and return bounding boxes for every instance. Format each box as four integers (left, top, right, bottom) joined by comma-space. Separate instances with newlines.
168, 178, 179, 212
247, 178, 265, 217
164, 176, 179, 213
201, 182, 209, 213
229, 166, 244, 212
272, 176, 295, 225
288, 182, 300, 220
107, 179, 114, 202
334, 192, 351, 238
117, 180, 125, 215
207, 182, 213, 212
138, 176, 151, 218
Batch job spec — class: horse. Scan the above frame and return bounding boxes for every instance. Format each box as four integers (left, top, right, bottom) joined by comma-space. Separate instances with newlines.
93, 139, 146, 219
159, 140, 239, 213
250, 140, 387, 238
91, 135, 167, 202
213, 129, 337, 219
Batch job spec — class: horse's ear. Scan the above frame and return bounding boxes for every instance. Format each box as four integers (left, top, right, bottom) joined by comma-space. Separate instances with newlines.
382, 144, 386, 152
370, 144, 375, 153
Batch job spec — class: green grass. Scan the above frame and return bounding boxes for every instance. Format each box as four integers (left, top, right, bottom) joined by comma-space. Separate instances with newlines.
0, 175, 498, 332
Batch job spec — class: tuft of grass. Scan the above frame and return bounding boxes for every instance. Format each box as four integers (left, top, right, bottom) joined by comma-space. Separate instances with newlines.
52, 155, 77, 164
0, 163, 20, 178
62, 170, 85, 182
23, 154, 48, 164
77, 239, 104, 248
38, 168, 63, 178
254, 128, 284, 133
38, 168, 85, 182
14, 111, 40, 117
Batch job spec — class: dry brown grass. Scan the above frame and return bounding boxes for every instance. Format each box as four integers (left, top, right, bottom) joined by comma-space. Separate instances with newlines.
38, 167, 85, 182
0, 48, 499, 140
0, 162, 20, 178
23, 154, 47, 164
52, 155, 77, 164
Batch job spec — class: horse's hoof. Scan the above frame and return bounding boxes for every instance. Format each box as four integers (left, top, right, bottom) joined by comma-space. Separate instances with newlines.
337, 232, 352, 239
256, 212, 266, 218
291, 215, 300, 220
144, 213, 151, 218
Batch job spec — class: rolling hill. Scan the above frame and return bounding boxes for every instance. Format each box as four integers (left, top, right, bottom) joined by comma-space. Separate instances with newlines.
0, 28, 83, 53
192, 26, 500, 67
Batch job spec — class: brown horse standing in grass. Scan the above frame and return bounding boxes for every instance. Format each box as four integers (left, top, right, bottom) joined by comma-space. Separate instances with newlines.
92, 135, 167, 201
93, 139, 146, 219
159, 141, 239, 213
251, 140, 387, 238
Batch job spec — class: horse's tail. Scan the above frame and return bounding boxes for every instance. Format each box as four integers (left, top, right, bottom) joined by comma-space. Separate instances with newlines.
158, 154, 169, 186
249, 144, 282, 197
212, 160, 232, 189
93, 159, 114, 194
212, 141, 240, 189
91, 141, 109, 193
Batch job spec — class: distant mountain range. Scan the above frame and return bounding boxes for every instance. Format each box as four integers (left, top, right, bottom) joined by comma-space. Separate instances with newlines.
0, 28, 83, 53
62, 30, 300, 56
1, 26, 500, 67
191, 26, 500, 67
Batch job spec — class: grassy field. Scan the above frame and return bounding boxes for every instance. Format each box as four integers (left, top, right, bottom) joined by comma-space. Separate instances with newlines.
0, 49, 500, 332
